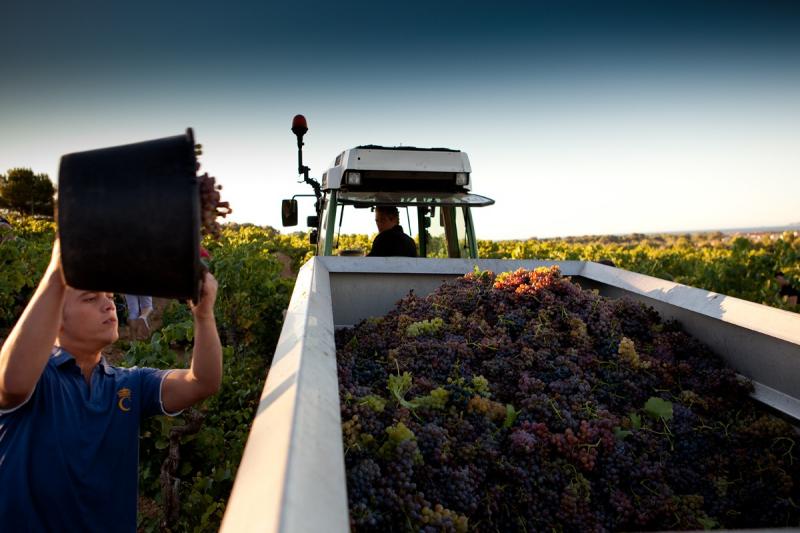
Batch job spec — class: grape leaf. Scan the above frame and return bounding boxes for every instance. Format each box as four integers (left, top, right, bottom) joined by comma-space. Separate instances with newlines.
644, 397, 673, 421
503, 404, 519, 429
387, 371, 415, 409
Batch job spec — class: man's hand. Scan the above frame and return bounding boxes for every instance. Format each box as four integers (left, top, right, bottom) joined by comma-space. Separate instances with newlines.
190, 272, 218, 320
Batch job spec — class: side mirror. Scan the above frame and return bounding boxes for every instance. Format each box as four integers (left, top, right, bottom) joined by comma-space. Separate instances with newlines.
309, 229, 318, 245
281, 199, 298, 226
306, 215, 319, 228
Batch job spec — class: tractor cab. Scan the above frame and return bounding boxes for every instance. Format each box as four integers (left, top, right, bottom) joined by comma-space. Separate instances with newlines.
281, 116, 494, 258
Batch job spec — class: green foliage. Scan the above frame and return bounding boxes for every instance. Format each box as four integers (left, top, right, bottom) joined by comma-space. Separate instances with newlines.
503, 404, 519, 429
387, 371, 449, 411
645, 397, 674, 421
160, 319, 195, 346
388, 371, 415, 409
160, 300, 193, 329
478, 231, 800, 310
471, 264, 492, 281
613, 427, 632, 441
0, 168, 55, 215
223, 224, 314, 271
205, 227, 295, 355
128, 334, 267, 532
118, 224, 294, 532
167, 346, 265, 532
0, 216, 53, 327
331, 233, 373, 257
1, 212, 56, 237
123, 332, 182, 369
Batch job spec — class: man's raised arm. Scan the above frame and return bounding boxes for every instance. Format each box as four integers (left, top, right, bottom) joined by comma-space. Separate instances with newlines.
0, 240, 66, 410
161, 272, 223, 413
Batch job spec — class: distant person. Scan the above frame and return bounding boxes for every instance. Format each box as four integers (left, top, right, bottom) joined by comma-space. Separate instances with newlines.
125, 294, 154, 338
775, 271, 799, 307
0, 216, 13, 243
368, 206, 417, 258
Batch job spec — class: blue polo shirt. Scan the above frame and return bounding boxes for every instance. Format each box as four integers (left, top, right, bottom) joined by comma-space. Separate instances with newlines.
0, 348, 176, 532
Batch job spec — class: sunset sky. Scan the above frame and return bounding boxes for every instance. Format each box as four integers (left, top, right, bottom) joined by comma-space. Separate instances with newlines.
1, 0, 798, 239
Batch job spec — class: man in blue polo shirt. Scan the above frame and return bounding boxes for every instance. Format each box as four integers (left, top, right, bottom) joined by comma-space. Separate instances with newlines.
0, 240, 223, 532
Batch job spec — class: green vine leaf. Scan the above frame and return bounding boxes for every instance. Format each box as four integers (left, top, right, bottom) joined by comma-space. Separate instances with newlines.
644, 397, 673, 421
503, 404, 519, 429
387, 371, 415, 409
614, 427, 632, 440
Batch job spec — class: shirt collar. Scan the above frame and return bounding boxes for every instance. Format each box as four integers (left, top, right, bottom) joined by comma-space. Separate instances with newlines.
52, 347, 114, 375
51, 347, 75, 367
98, 356, 114, 375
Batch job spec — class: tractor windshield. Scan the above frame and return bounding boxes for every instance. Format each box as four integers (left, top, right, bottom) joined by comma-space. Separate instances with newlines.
327, 192, 490, 258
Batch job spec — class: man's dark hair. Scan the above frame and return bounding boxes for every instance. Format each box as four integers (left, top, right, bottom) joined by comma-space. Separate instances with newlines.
375, 206, 399, 220
776, 271, 786, 278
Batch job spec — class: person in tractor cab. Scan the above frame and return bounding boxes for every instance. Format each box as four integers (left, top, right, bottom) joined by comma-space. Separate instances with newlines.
368, 206, 417, 258
0, 239, 223, 532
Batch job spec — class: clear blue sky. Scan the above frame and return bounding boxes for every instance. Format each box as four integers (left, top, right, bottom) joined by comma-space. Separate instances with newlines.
1, 0, 798, 239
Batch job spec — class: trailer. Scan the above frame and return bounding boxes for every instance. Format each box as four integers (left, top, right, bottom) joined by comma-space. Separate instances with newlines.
219, 257, 800, 532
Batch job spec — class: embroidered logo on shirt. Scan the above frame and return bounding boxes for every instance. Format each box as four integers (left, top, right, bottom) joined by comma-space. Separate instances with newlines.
117, 388, 132, 412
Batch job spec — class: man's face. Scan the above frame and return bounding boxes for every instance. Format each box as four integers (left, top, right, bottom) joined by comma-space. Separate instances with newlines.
776, 275, 788, 287
375, 212, 396, 233
61, 289, 119, 349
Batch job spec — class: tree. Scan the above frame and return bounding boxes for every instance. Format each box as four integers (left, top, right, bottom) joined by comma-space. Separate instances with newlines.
0, 168, 55, 216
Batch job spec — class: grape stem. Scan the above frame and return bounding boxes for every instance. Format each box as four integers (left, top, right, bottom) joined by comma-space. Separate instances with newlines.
548, 398, 564, 422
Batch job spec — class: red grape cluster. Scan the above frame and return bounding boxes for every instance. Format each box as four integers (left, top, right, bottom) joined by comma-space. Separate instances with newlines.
195, 144, 231, 239
336, 266, 800, 532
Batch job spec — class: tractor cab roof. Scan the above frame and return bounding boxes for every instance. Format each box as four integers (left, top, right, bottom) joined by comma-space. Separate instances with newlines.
321, 146, 473, 193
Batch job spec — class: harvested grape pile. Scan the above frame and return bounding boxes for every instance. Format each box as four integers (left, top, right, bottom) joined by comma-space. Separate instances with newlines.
335, 267, 800, 532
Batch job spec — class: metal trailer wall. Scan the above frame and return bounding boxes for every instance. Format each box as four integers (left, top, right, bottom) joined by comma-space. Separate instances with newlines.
220, 257, 800, 533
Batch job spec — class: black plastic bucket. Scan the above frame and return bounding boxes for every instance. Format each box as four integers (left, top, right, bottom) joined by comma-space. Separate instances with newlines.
58, 129, 202, 301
